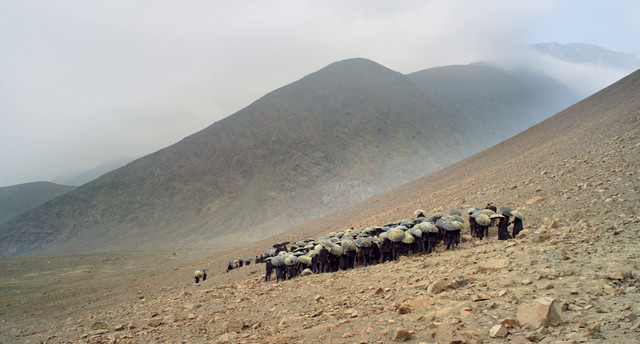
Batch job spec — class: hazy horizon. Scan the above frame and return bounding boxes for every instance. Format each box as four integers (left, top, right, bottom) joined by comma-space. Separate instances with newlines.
1, 0, 639, 187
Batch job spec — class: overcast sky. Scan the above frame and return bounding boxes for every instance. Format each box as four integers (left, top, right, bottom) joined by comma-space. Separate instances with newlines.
1, 0, 639, 187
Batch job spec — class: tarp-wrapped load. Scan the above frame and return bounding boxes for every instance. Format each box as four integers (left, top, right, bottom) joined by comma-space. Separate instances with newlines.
467, 207, 480, 215
436, 216, 452, 228
450, 208, 462, 216
284, 255, 298, 266
329, 237, 340, 244
297, 255, 312, 266
389, 228, 406, 242
511, 210, 525, 220
474, 213, 491, 226
480, 209, 496, 217
450, 214, 464, 223
327, 232, 338, 238
499, 206, 513, 217
410, 227, 422, 238
329, 243, 343, 256
341, 238, 357, 252
380, 226, 391, 232
427, 212, 445, 223
246, 257, 254, 262
307, 250, 317, 258
379, 232, 390, 240
443, 221, 464, 231
356, 237, 372, 248
399, 219, 414, 227
490, 214, 504, 219
296, 241, 306, 248
272, 255, 285, 267
195, 270, 203, 278
418, 222, 439, 234
267, 249, 276, 256
414, 209, 426, 217
402, 233, 415, 244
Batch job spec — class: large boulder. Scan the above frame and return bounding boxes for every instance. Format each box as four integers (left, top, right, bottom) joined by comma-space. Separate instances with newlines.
517, 297, 561, 329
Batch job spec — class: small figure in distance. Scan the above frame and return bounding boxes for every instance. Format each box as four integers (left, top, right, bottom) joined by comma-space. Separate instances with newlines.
194, 270, 203, 283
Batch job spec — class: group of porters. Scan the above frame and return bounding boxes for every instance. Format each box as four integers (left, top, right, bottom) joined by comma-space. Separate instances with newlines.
260, 204, 526, 282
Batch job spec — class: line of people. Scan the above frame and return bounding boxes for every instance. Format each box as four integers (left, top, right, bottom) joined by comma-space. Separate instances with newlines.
262, 205, 525, 282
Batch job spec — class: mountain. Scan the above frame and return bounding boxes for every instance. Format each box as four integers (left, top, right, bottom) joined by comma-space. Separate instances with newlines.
531, 42, 640, 70
0, 182, 75, 225
0, 58, 579, 258
408, 63, 579, 150
3, 67, 639, 344
52, 158, 134, 186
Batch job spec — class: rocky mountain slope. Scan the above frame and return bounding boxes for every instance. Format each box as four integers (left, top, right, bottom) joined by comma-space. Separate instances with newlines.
1, 69, 638, 343
0, 59, 578, 258
0, 181, 75, 225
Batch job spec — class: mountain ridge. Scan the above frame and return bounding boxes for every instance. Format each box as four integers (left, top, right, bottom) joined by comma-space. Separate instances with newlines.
0, 58, 580, 257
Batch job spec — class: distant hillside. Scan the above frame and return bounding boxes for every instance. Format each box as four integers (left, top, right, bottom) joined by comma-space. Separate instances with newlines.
53, 158, 134, 186
0, 58, 580, 257
0, 182, 75, 225
408, 63, 579, 150
531, 42, 640, 70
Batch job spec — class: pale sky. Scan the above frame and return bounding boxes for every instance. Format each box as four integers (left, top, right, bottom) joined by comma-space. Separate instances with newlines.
1, 0, 639, 187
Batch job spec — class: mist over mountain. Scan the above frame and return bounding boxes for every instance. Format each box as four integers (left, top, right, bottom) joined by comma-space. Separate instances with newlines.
0, 182, 75, 225
530, 42, 640, 96
408, 63, 579, 150
531, 42, 640, 70
52, 158, 134, 186
0, 58, 579, 257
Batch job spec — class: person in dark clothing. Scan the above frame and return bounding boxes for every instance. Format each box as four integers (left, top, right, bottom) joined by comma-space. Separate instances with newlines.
329, 253, 339, 272
469, 215, 478, 237
486, 203, 498, 226
444, 230, 455, 250
202, 270, 207, 281
286, 263, 296, 280
275, 264, 285, 282
265, 260, 273, 281
426, 231, 438, 254
318, 247, 330, 273
238, 259, 243, 268
497, 216, 512, 240
369, 242, 380, 265
381, 238, 392, 263
512, 217, 524, 238
346, 249, 356, 269
415, 232, 425, 253
339, 254, 348, 270
227, 262, 234, 272
477, 224, 488, 240
194, 270, 203, 283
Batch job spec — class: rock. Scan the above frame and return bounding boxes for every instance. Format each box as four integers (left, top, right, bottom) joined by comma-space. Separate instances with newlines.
392, 328, 412, 341
461, 234, 473, 243
521, 279, 533, 285
147, 318, 163, 327
397, 304, 413, 314
489, 324, 508, 338
510, 334, 533, 343
508, 184, 518, 190
527, 196, 544, 204
517, 297, 561, 329
478, 258, 509, 271
500, 318, 517, 328
182, 303, 195, 310
90, 321, 108, 331
428, 279, 450, 294
587, 323, 601, 336
427, 278, 469, 294
434, 317, 465, 344
301, 268, 313, 276
517, 229, 531, 239
222, 319, 245, 333
535, 281, 553, 290
113, 324, 125, 331
549, 220, 558, 228
533, 229, 551, 243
